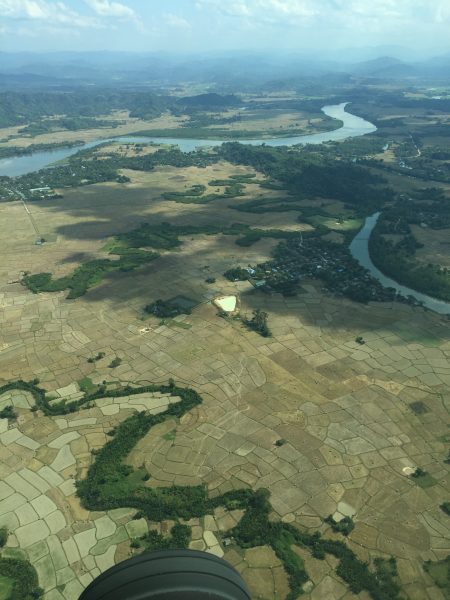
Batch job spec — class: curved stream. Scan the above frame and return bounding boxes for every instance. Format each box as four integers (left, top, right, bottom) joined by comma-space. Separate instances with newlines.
0, 102, 376, 177
3, 102, 446, 313
350, 213, 450, 315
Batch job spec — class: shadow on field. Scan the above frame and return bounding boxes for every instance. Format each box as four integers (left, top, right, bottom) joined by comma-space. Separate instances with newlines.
59, 251, 102, 264
29, 189, 450, 336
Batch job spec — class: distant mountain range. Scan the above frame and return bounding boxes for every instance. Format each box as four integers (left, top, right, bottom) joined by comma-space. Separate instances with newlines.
0, 50, 449, 90
346, 54, 450, 79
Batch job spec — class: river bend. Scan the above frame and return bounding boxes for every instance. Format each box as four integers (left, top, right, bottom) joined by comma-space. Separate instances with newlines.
0, 102, 375, 178
350, 213, 450, 315
4, 102, 447, 313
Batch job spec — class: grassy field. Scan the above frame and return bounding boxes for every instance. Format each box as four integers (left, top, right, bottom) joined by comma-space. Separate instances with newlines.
411, 225, 450, 268
0, 111, 188, 148
308, 215, 363, 231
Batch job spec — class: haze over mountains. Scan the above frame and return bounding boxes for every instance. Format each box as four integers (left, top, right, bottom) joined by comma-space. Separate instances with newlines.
1, 48, 450, 90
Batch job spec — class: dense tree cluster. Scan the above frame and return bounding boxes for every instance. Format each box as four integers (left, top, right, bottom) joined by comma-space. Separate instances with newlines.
224, 267, 251, 281
244, 309, 271, 337
0, 528, 8, 547
440, 502, 450, 516
217, 142, 394, 213
138, 523, 191, 552
144, 299, 190, 318
0, 140, 85, 159
177, 93, 240, 110
0, 89, 245, 131
324, 515, 355, 536
370, 210, 450, 302
23, 249, 159, 299
163, 178, 247, 204
0, 90, 171, 127
0, 557, 43, 599
0, 405, 17, 420
19, 117, 124, 136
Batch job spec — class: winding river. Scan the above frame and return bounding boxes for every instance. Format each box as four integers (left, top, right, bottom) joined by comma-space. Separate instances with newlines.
2, 102, 449, 313
0, 102, 375, 178
350, 213, 450, 315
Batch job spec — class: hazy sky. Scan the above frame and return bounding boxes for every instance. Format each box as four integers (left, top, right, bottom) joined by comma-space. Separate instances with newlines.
1, 0, 450, 55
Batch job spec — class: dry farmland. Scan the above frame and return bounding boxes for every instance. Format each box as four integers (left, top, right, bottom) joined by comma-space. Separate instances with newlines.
0, 159, 449, 600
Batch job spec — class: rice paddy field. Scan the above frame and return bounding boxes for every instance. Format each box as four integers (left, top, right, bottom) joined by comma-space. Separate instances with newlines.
0, 141, 449, 600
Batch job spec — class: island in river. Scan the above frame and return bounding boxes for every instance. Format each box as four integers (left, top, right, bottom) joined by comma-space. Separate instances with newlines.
0, 103, 376, 177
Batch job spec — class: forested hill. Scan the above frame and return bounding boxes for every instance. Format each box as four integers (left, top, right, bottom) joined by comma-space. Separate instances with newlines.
178, 93, 240, 109
0, 90, 242, 128
0, 90, 173, 127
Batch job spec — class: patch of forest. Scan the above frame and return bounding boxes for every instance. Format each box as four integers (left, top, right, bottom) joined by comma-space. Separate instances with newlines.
4, 147, 218, 196
217, 142, 395, 214
369, 191, 450, 302
0, 90, 168, 128
23, 248, 160, 299
0, 140, 85, 159
19, 117, 124, 136
0, 90, 243, 129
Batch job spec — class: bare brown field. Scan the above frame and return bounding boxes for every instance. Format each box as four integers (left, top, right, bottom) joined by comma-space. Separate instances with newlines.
0, 124, 24, 141
208, 109, 315, 133
0, 160, 449, 599
0, 112, 188, 148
